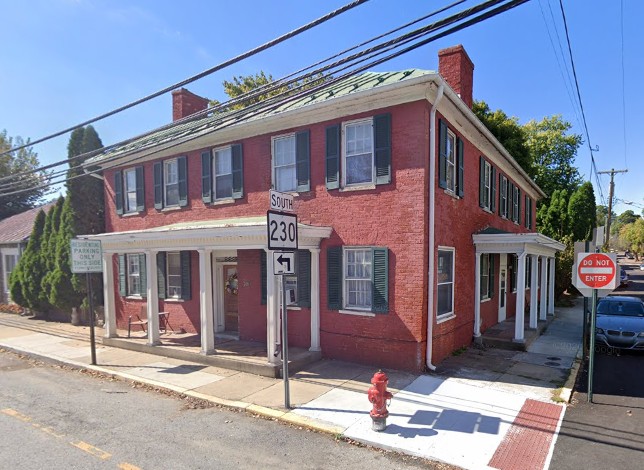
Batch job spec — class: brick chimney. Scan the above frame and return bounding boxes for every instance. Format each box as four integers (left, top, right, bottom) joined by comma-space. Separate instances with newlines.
172, 88, 210, 121
438, 45, 474, 108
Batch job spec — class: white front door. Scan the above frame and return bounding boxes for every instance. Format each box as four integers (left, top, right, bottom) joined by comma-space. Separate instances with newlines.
498, 254, 507, 322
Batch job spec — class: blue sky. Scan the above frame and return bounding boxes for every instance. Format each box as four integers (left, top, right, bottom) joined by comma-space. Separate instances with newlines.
0, 0, 641, 216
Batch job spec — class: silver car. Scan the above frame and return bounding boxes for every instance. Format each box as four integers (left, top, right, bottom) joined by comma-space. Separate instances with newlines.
595, 296, 644, 350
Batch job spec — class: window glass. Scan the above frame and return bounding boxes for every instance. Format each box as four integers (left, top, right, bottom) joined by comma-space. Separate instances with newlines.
273, 135, 296, 192
214, 147, 233, 199
344, 120, 373, 185
127, 254, 141, 296
446, 131, 456, 192
164, 160, 179, 206
480, 254, 491, 300
124, 169, 137, 213
500, 176, 508, 217
437, 249, 454, 316
4, 254, 17, 295
344, 248, 372, 309
167, 252, 182, 298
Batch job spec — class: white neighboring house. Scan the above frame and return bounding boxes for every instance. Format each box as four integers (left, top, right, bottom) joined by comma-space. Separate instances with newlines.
0, 204, 54, 304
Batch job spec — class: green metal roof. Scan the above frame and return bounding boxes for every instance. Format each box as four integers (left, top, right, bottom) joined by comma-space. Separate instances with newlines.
88, 69, 434, 165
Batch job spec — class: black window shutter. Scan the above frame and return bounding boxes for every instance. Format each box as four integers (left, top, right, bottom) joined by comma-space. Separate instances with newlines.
260, 251, 267, 305
325, 124, 340, 189
118, 254, 126, 295
525, 195, 529, 228
153, 162, 163, 209
457, 137, 464, 197
517, 188, 522, 225
479, 157, 485, 208
296, 131, 310, 192
327, 247, 342, 310
114, 171, 124, 215
232, 144, 244, 199
490, 166, 497, 212
374, 113, 391, 185
139, 253, 147, 298
201, 151, 212, 203
178, 156, 188, 207
297, 250, 311, 308
371, 247, 389, 313
135, 166, 145, 211
180, 251, 191, 300
439, 119, 447, 189
157, 252, 166, 299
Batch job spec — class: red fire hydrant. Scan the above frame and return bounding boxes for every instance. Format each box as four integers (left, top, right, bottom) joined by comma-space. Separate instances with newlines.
367, 370, 393, 431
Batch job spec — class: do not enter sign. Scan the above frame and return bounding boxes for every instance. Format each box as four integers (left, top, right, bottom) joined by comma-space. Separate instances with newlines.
575, 252, 617, 290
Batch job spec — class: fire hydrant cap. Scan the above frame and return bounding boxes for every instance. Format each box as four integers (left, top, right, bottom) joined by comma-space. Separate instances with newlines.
371, 370, 389, 385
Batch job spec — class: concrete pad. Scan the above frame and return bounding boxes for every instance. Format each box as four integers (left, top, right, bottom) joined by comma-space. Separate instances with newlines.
293, 387, 370, 429
0, 326, 35, 339
488, 373, 558, 402
504, 362, 568, 384
345, 369, 418, 394
99, 350, 164, 368
528, 338, 580, 358
0, 333, 65, 347
123, 361, 223, 390
292, 359, 369, 387
513, 351, 575, 370
193, 372, 276, 401
245, 379, 332, 409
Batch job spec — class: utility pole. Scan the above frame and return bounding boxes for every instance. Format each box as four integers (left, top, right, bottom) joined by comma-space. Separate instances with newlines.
597, 168, 628, 249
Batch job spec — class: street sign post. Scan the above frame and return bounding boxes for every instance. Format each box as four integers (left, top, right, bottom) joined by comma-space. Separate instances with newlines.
70, 239, 103, 366
572, 251, 617, 402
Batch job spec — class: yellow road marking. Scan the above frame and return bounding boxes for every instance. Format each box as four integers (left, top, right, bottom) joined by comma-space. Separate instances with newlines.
1, 408, 32, 422
118, 463, 143, 470
71, 441, 112, 460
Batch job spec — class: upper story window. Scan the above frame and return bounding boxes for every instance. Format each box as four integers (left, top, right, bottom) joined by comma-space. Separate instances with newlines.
326, 246, 389, 314
499, 174, 508, 218
271, 131, 310, 193
201, 144, 243, 203
114, 166, 144, 215
479, 157, 496, 212
510, 183, 521, 224
438, 119, 464, 197
154, 156, 187, 210
326, 114, 391, 190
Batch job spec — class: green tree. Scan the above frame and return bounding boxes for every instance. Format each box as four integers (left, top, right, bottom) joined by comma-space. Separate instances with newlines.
619, 218, 644, 258
554, 235, 575, 299
472, 100, 532, 175
596, 205, 613, 227
537, 189, 570, 240
14, 209, 49, 313
611, 209, 640, 235
524, 116, 583, 203
568, 182, 596, 241
49, 196, 82, 311
41, 196, 65, 300
0, 130, 51, 220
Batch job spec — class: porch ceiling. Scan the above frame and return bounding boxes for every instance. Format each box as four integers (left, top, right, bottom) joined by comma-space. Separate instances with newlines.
83, 216, 332, 253
472, 232, 565, 257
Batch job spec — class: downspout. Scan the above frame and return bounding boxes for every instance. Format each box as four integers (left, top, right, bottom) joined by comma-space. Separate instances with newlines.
426, 82, 444, 372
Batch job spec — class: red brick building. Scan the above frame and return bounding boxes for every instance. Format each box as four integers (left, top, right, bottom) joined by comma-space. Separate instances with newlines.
86, 45, 563, 372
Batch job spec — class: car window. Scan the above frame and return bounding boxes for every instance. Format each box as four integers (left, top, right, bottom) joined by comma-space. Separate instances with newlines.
597, 300, 644, 317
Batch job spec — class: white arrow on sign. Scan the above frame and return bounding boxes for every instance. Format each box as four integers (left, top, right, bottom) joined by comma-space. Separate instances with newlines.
273, 251, 296, 275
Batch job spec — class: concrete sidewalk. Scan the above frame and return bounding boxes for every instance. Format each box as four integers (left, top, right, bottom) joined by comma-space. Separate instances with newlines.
0, 301, 584, 470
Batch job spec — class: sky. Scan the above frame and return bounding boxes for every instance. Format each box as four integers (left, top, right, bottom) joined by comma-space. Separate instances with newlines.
0, 0, 641, 216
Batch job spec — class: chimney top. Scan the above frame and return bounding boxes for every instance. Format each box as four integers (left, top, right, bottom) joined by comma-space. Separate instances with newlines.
438, 45, 474, 108
172, 88, 210, 122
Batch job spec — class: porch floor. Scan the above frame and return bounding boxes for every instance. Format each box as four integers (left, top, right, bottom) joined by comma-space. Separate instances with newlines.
103, 329, 321, 378
480, 313, 554, 351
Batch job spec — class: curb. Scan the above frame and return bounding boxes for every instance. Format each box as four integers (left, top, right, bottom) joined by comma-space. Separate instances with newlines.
559, 349, 583, 403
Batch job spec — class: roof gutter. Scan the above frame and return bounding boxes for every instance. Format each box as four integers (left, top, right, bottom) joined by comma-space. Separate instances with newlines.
426, 82, 444, 372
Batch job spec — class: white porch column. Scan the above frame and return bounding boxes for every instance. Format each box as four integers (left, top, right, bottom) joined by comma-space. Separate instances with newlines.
309, 248, 321, 352
529, 254, 538, 329
199, 249, 215, 354
265, 249, 280, 364
474, 252, 482, 338
514, 252, 527, 342
145, 249, 160, 346
102, 252, 116, 338
539, 255, 548, 321
548, 257, 556, 315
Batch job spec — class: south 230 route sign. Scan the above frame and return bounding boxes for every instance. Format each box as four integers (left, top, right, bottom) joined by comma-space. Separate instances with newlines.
267, 210, 298, 250
574, 252, 617, 290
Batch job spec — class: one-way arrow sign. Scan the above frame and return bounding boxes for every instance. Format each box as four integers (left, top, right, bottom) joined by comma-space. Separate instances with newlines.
273, 251, 296, 275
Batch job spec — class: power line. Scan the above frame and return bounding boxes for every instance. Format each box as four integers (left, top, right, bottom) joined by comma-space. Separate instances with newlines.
0, 0, 369, 159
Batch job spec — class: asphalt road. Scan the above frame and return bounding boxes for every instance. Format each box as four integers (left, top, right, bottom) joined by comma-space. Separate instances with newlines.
0, 352, 452, 470
550, 255, 644, 470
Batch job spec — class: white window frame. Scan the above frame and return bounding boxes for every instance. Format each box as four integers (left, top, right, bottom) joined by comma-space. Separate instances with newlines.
127, 254, 142, 296
271, 134, 297, 193
213, 146, 233, 200
437, 247, 455, 319
480, 253, 492, 301
3, 252, 18, 297
482, 160, 492, 210
500, 175, 508, 218
342, 118, 374, 188
343, 247, 373, 311
512, 185, 519, 223
123, 168, 137, 213
166, 251, 182, 299
164, 158, 179, 207
446, 129, 457, 192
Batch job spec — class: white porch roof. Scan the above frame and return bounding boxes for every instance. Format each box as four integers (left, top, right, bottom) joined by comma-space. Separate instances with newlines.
84, 216, 333, 253
472, 230, 565, 257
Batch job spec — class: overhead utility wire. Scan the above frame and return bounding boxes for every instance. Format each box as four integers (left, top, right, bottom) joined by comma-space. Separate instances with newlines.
557, 0, 605, 204
0, 0, 369, 159
0, 0, 468, 187
0, 0, 530, 197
